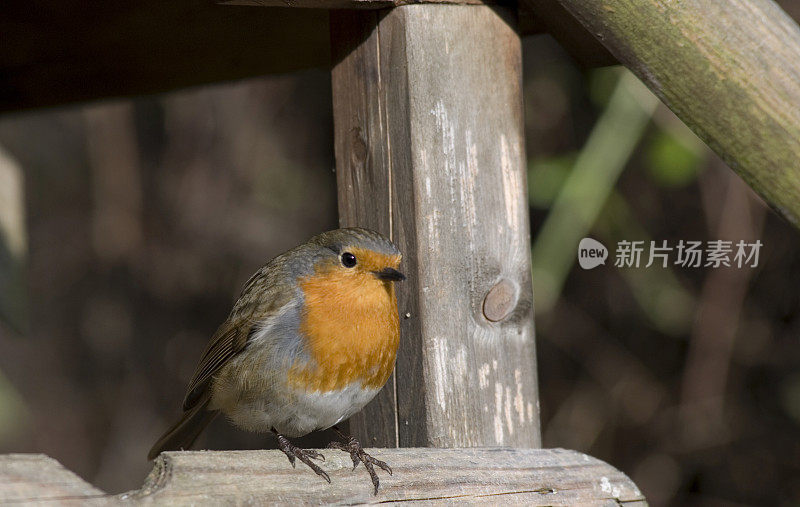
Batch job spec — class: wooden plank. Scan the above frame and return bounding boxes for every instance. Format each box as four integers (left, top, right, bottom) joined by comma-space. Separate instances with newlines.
0, 450, 646, 504
224, 0, 485, 7
122, 448, 646, 504
522, 0, 800, 227
227, 0, 800, 15
0, 3, 330, 113
0, 454, 106, 504
5, 0, 800, 113
330, 5, 540, 449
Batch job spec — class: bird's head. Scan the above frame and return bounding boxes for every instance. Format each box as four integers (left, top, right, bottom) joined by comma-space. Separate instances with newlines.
306, 228, 405, 286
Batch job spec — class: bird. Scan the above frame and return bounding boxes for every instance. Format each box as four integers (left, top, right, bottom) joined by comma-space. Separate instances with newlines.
148, 227, 405, 494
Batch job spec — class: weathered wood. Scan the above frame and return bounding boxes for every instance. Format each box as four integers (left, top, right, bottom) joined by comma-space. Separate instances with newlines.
331, 5, 540, 449
522, 0, 800, 227
524, 0, 800, 68
224, 0, 485, 7
0, 450, 645, 504
127, 448, 645, 504
226, 0, 800, 16
0, 454, 106, 503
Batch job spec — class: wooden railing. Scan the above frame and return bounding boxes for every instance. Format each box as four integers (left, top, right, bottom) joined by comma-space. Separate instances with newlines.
2, 449, 645, 504
3, 0, 800, 502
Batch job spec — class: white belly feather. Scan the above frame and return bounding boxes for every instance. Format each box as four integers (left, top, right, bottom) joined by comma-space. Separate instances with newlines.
223, 382, 381, 437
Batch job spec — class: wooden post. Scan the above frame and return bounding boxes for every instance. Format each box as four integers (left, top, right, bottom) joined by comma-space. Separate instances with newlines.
331, 6, 541, 448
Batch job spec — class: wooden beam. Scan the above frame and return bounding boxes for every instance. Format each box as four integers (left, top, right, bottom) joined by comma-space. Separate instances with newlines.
224, 0, 485, 7
0, 0, 619, 116
0, 3, 330, 113
223, 0, 617, 69
2, 2, 798, 114
135, 448, 645, 503
5, 0, 800, 113
519, 0, 617, 67
0, 454, 105, 502
228, 0, 800, 70
331, 6, 540, 449
0, 450, 647, 504
522, 0, 800, 227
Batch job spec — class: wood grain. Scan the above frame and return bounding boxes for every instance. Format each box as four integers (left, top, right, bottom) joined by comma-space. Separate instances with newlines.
331, 5, 540, 449
224, 0, 485, 6
127, 448, 646, 504
0, 448, 646, 505
0, 449, 645, 504
522, 0, 800, 227
0, 454, 106, 504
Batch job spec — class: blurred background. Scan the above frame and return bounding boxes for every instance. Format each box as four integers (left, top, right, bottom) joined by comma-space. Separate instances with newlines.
0, 30, 798, 506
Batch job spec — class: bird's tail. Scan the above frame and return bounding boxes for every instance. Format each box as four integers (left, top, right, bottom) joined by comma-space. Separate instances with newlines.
148, 394, 218, 460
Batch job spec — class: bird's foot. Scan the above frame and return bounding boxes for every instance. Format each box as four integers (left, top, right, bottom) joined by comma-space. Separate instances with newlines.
328, 428, 391, 495
274, 432, 330, 483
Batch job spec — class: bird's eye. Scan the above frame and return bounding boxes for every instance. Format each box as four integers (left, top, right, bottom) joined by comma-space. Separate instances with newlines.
341, 252, 357, 268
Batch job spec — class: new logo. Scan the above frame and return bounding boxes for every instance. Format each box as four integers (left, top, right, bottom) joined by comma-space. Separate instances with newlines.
578, 237, 608, 270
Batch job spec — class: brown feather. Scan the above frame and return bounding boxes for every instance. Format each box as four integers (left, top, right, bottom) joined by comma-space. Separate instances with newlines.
181, 264, 290, 410
148, 391, 217, 460
183, 322, 251, 410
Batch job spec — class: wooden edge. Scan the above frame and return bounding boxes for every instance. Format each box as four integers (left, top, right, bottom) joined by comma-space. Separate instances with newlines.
520, 0, 618, 67
122, 448, 645, 504
222, 0, 492, 8
4, 0, 800, 115
221, 0, 617, 66
0, 454, 106, 503
221, 0, 800, 69
0, 6, 331, 114
0, 449, 646, 504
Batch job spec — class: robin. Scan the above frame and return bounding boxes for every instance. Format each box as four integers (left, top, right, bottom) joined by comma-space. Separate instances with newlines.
148, 228, 405, 494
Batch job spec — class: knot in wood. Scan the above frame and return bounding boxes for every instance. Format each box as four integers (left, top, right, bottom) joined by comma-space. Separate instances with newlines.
349, 126, 368, 167
482, 278, 517, 322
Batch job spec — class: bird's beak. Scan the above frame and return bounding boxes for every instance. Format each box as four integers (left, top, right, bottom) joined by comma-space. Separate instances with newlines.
373, 267, 406, 282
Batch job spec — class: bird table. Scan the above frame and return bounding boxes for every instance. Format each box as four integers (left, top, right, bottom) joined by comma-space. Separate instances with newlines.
4, 0, 800, 503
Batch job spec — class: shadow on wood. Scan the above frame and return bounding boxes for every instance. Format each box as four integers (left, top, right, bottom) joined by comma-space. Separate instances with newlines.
0, 2, 330, 113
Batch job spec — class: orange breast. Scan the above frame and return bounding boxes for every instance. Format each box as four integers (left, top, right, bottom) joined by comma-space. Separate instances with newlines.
290, 259, 400, 392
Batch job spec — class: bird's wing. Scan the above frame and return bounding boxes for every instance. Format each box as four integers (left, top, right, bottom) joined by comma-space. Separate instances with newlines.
182, 320, 252, 410
180, 264, 293, 411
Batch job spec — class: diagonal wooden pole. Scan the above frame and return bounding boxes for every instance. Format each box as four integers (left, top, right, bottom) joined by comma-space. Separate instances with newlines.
526, 0, 800, 228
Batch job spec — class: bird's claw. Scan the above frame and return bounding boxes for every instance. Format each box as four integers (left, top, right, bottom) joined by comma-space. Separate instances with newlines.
328, 433, 391, 495
276, 434, 330, 483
